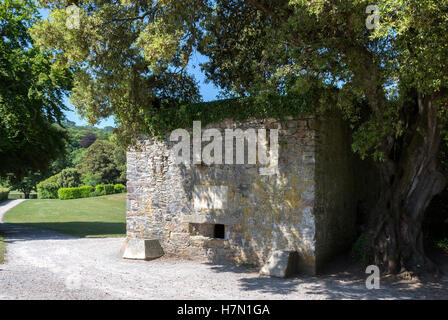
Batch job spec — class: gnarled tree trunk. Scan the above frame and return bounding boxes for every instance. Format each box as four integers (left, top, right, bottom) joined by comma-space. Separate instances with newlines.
370, 93, 446, 274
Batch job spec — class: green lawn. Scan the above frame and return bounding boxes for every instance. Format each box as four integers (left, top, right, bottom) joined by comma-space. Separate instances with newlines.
3, 193, 126, 237
0, 233, 5, 263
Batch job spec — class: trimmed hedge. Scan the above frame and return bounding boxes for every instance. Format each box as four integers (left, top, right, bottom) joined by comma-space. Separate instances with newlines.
95, 184, 105, 195
114, 184, 126, 193
8, 192, 38, 199
37, 174, 61, 199
58, 186, 93, 200
0, 188, 10, 201
104, 184, 114, 195
95, 184, 115, 196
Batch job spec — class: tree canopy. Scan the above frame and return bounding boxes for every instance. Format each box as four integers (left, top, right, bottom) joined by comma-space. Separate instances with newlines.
0, 0, 72, 182
77, 139, 124, 184
32, 0, 448, 273
32, 0, 202, 145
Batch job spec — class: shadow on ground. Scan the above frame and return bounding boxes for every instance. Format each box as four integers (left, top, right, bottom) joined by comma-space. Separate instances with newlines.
0, 221, 125, 239
0, 200, 14, 207
203, 252, 448, 299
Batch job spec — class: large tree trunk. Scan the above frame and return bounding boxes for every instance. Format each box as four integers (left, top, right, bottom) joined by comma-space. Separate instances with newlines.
369, 93, 446, 275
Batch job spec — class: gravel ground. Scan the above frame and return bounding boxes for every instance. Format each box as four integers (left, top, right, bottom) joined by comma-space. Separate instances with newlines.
1, 200, 447, 300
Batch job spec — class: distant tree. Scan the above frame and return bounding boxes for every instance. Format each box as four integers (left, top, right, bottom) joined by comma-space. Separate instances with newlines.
81, 173, 102, 187
57, 168, 81, 188
0, 0, 71, 182
70, 148, 86, 167
6, 172, 43, 199
111, 134, 127, 185
78, 140, 121, 184
49, 152, 73, 176
80, 132, 97, 148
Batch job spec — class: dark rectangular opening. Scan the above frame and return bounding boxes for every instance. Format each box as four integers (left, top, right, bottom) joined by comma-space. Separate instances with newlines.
214, 224, 225, 239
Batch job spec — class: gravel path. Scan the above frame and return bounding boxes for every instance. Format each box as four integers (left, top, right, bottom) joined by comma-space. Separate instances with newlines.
1, 200, 447, 299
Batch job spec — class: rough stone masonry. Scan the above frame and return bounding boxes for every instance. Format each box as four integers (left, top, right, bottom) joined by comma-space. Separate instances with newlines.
124, 113, 357, 275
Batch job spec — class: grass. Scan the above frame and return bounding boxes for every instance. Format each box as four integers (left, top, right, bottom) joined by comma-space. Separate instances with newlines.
0, 233, 5, 263
3, 193, 126, 237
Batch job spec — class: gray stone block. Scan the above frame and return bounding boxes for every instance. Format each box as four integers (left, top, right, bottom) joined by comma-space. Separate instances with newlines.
122, 238, 164, 260
259, 250, 300, 278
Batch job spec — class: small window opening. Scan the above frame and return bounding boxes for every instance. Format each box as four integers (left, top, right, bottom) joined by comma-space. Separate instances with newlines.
214, 224, 225, 239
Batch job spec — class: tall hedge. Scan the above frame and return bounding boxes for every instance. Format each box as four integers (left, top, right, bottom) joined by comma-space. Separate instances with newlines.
36, 173, 61, 199
58, 186, 92, 200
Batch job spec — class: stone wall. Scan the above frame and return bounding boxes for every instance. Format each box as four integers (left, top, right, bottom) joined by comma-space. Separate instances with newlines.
126, 114, 357, 274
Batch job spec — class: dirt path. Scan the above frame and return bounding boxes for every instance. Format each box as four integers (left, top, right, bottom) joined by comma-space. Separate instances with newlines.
1, 202, 447, 299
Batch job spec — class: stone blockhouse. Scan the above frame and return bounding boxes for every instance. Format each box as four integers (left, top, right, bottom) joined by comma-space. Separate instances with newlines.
124, 113, 358, 275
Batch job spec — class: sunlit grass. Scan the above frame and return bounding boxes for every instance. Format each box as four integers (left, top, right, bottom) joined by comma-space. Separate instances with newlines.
3, 193, 126, 237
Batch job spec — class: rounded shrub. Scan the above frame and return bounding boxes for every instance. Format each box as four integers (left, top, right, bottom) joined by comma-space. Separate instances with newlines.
114, 184, 126, 193
58, 168, 81, 188
37, 173, 61, 199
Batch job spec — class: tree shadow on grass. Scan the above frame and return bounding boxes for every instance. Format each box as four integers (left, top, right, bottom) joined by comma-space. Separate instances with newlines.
0, 221, 126, 240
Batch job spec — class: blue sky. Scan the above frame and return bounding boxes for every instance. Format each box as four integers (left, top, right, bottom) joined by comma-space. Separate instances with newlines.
38, 7, 220, 128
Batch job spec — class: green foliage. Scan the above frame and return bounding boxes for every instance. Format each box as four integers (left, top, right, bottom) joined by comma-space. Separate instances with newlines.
57, 186, 92, 200
95, 184, 105, 195
45, 123, 113, 178
3, 171, 43, 199
95, 184, 115, 196
435, 238, 448, 252
32, 0, 448, 160
8, 191, 37, 199
36, 173, 61, 199
78, 140, 123, 184
351, 234, 372, 263
32, 1, 200, 145
80, 132, 97, 148
81, 173, 102, 187
0, 0, 72, 182
69, 148, 86, 167
114, 184, 126, 193
57, 168, 81, 188
104, 184, 115, 195
145, 93, 319, 139
65, 124, 113, 149
0, 233, 5, 263
0, 187, 10, 202
89, 189, 102, 197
